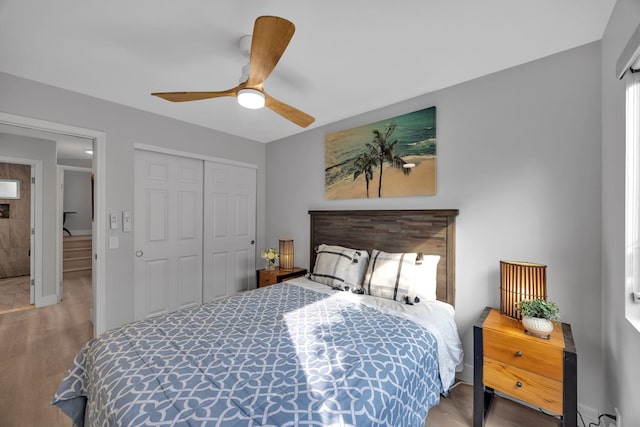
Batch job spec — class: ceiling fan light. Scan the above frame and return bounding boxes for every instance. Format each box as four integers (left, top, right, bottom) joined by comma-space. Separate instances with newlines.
237, 89, 265, 109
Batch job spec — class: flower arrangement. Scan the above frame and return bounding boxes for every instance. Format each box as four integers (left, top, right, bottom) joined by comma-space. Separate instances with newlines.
261, 248, 278, 270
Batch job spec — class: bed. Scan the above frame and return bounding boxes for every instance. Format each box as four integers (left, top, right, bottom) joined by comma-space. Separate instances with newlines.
53, 209, 463, 427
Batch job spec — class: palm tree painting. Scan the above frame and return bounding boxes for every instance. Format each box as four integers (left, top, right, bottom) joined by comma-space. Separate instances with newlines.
325, 107, 436, 200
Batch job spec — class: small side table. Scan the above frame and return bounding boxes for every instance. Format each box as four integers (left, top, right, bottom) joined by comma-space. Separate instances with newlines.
257, 267, 307, 288
473, 307, 577, 427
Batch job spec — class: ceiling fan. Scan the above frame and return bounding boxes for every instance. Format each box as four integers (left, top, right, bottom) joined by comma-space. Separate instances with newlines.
151, 15, 315, 128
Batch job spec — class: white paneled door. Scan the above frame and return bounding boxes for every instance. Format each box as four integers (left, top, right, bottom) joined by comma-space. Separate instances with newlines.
203, 162, 256, 303
134, 150, 204, 320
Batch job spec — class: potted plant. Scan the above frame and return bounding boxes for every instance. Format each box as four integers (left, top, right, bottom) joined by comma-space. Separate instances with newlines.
261, 248, 278, 270
516, 298, 560, 339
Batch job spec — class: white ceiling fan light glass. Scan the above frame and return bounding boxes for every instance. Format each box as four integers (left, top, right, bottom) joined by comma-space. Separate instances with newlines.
237, 89, 265, 109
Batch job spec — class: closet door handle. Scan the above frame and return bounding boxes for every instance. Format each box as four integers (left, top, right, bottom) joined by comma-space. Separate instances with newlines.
136, 250, 143, 257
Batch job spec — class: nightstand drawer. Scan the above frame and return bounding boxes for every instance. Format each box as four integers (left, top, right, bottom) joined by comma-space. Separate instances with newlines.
484, 358, 563, 415
257, 267, 307, 288
260, 274, 277, 287
484, 328, 563, 381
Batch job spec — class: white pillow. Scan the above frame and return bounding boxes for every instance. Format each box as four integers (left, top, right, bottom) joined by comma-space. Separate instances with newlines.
363, 250, 440, 302
345, 249, 369, 291
410, 254, 440, 302
309, 244, 359, 289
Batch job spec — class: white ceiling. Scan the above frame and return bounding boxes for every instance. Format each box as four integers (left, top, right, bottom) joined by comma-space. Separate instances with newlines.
0, 1, 616, 143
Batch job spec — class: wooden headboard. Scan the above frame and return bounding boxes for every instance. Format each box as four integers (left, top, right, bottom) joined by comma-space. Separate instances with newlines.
309, 209, 459, 306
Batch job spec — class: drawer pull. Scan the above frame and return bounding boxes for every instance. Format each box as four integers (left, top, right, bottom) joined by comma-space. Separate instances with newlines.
515, 351, 523, 357
516, 381, 523, 388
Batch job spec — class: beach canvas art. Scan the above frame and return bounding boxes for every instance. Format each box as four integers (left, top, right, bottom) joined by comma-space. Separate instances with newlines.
325, 106, 436, 200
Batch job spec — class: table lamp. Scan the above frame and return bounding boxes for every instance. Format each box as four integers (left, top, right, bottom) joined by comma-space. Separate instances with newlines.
279, 239, 294, 270
499, 260, 547, 319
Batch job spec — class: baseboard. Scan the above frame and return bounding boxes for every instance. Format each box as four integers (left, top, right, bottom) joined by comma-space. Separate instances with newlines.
456, 363, 474, 384
578, 403, 599, 426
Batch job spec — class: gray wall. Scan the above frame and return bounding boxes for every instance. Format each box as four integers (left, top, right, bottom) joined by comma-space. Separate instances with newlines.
601, 0, 640, 422
0, 133, 57, 299
63, 170, 92, 235
0, 71, 267, 331
267, 42, 604, 411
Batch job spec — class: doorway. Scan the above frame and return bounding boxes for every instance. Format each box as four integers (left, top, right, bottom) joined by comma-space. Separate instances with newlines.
58, 165, 94, 304
0, 112, 106, 336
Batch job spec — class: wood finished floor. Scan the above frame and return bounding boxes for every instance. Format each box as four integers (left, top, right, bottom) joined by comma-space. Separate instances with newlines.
0, 270, 92, 427
0, 270, 560, 426
0, 275, 31, 314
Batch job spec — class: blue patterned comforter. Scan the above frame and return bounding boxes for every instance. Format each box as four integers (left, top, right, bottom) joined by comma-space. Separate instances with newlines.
53, 283, 445, 426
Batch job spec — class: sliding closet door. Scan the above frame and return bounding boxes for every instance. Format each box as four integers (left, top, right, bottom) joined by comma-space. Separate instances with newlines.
134, 150, 203, 320
203, 161, 256, 303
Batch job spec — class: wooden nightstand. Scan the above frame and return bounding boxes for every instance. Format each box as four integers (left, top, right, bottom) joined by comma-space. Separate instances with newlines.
256, 267, 307, 288
473, 307, 577, 427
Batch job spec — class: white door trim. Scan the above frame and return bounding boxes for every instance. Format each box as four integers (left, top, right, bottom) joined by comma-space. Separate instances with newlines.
0, 111, 107, 336
0, 155, 43, 307
30, 166, 36, 305
56, 166, 63, 303
134, 143, 258, 170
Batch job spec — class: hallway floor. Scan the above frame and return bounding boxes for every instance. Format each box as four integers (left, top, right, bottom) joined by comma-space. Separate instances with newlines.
0, 275, 31, 314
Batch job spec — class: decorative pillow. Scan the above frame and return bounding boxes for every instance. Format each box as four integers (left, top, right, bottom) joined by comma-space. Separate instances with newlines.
344, 249, 369, 291
309, 244, 359, 289
364, 250, 417, 301
410, 254, 440, 302
363, 250, 440, 302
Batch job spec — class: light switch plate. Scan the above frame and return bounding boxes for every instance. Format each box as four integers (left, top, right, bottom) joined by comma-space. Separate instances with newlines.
122, 210, 132, 232
110, 213, 118, 230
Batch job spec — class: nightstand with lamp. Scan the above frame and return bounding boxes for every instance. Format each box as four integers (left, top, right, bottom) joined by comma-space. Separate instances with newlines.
256, 239, 307, 288
473, 261, 577, 427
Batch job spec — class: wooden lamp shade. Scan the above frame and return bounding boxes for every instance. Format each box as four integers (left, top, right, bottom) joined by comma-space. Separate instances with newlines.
499, 260, 547, 319
279, 239, 294, 270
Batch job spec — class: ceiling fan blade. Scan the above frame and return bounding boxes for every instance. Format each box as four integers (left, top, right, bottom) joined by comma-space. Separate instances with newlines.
151, 85, 242, 102
246, 16, 295, 87
264, 92, 315, 128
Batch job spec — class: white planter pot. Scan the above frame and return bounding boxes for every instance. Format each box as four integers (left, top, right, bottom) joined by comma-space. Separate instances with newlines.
522, 316, 554, 338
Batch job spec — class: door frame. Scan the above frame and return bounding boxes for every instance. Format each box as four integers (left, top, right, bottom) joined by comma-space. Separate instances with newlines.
0, 112, 106, 336
134, 143, 258, 170
0, 156, 42, 306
